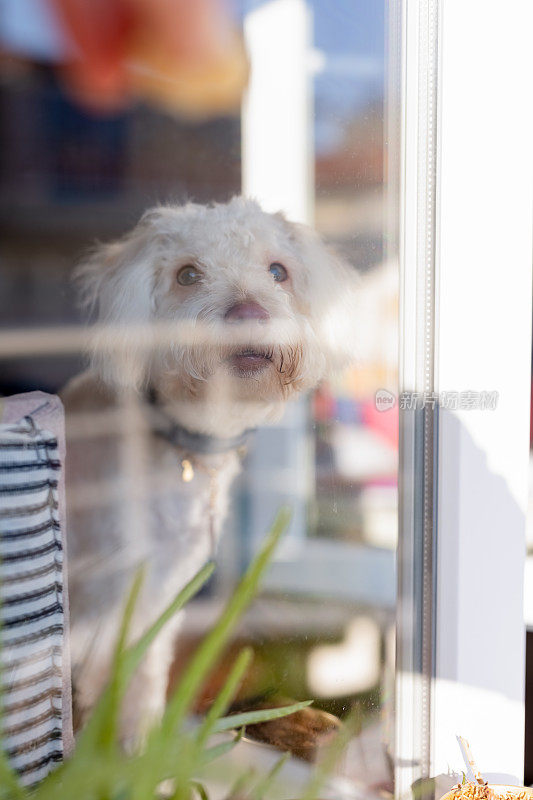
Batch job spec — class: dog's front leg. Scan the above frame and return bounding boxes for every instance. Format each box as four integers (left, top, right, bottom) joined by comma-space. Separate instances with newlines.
119, 612, 183, 749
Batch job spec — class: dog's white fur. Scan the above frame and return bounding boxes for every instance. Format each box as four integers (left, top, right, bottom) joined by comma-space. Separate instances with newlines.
62, 196, 358, 738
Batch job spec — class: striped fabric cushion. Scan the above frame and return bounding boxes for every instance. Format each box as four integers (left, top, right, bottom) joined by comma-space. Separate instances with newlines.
1, 395, 72, 786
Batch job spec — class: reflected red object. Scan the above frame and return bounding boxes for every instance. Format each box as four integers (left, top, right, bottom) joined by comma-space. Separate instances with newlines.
313, 386, 336, 423
50, 0, 247, 114
52, 0, 135, 108
362, 398, 399, 449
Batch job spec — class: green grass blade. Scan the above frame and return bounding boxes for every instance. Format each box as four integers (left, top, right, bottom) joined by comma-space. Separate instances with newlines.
33, 751, 129, 800
34, 513, 288, 800
199, 728, 245, 767
162, 508, 290, 738
191, 781, 210, 800
195, 647, 253, 752
75, 561, 214, 754
127, 729, 244, 797
123, 561, 215, 686
125, 727, 244, 792
225, 768, 256, 800
300, 709, 359, 800
0, 752, 26, 800
133, 509, 290, 800
101, 565, 145, 753
251, 752, 290, 800
213, 700, 312, 733
35, 562, 215, 800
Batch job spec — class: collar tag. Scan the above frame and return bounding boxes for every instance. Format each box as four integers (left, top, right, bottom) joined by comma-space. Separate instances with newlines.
181, 459, 195, 482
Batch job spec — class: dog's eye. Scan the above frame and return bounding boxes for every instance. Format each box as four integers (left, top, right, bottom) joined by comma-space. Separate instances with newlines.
177, 265, 203, 286
269, 262, 288, 282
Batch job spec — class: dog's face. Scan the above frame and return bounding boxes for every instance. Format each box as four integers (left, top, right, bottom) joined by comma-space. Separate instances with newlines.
79, 197, 358, 432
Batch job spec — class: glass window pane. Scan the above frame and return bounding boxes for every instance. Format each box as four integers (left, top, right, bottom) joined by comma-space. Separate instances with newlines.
0, 1, 399, 795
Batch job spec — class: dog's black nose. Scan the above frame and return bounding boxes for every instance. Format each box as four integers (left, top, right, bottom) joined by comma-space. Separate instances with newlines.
224, 302, 270, 322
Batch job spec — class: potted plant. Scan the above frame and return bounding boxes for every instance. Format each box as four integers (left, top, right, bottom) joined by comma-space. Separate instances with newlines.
0, 510, 350, 800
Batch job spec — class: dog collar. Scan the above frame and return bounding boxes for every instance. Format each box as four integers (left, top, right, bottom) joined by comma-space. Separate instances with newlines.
146, 388, 254, 456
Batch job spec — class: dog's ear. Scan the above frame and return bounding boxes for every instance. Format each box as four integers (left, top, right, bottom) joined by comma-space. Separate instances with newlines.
75, 210, 168, 390
277, 216, 361, 375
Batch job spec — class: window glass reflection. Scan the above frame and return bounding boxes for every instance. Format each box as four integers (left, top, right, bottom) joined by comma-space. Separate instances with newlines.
0, 0, 398, 795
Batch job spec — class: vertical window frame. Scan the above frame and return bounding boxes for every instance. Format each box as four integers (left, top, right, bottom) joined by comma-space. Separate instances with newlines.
395, 0, 533, 794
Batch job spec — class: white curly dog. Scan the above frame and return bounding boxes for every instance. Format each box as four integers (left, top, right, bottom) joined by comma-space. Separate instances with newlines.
61, 196, 358, 740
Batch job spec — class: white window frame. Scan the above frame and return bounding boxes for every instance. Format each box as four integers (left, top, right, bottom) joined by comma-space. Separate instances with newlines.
0, 0, 530, 794
396, 0, 533, 796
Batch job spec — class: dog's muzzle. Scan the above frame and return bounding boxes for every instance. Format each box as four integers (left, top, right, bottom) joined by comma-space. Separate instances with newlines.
223, 302, 273, 375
